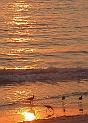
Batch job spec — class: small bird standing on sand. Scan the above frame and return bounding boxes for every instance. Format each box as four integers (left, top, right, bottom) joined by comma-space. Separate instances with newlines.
78, 95, 84, 114
44, 105, 54, 118
26, 95, 34, 104
44, 105, 53, 110
79, 95, 82, 100
61, 96, 66, 113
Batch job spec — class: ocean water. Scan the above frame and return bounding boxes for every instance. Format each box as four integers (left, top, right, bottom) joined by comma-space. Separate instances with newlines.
0, 0, 88, 69
0, 0, 88, 122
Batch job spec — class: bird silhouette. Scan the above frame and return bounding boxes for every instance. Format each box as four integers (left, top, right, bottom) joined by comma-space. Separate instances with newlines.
61, 95, 66, 114
26, 95, 34, 104
44, 105, 54, 118
44, 105, 53, 110
79, 95, 82, 100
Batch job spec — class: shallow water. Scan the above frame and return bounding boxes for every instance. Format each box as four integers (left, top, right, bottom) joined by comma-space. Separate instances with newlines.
0, 79, 88, 122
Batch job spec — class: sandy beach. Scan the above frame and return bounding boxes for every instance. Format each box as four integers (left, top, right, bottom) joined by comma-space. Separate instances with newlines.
19, 115, 88, 123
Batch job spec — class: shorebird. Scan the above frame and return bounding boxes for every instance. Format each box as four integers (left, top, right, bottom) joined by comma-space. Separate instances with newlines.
44, 105, 54, 118
26, 95, 34, 104
79, 95, 82, 100
44, 105, 53, 110
78, 95, 83, 114
61, 95, 66, 113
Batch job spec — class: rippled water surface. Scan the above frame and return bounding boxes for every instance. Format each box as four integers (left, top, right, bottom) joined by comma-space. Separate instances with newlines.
0, 0, 88, 69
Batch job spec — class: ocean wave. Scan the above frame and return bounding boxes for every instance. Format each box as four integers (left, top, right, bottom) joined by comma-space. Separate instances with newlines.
0, 68, 88, 85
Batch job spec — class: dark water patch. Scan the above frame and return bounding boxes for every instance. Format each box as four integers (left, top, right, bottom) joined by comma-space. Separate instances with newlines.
0, 68, 88, 85
0, 58, 13, 61
63, 51, 88, 54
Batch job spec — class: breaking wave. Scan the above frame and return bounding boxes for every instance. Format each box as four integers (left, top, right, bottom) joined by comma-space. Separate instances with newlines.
0, 68, 88, 85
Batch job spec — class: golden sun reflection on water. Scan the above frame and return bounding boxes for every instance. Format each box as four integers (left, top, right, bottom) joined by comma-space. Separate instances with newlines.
0, 0, 88, 69
21, 112, 36, 121
0, 106, 88, 123
17, 107, 40, 122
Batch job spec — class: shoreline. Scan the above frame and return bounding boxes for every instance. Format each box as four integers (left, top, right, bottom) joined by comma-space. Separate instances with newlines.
0, 105, 88, 123
19, 114, 88, 123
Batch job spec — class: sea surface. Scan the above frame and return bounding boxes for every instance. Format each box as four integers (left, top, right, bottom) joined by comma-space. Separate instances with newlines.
0, 0, 88, 122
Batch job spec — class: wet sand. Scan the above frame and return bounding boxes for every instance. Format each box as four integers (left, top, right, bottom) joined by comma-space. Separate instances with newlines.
0, 105, 88, 123
20, 115, 88, 123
